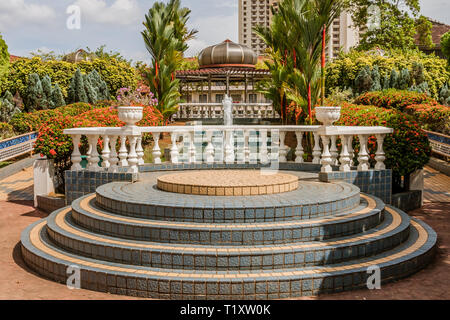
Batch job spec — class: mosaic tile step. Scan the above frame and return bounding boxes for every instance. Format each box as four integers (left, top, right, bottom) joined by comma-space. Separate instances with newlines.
71, 194, 384, 245
20, 216, 437, 299
45, 205, 410, 271
95, 175, 361, 222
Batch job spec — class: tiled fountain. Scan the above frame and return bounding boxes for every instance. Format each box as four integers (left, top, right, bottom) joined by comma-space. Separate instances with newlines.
21, 168, 436, 299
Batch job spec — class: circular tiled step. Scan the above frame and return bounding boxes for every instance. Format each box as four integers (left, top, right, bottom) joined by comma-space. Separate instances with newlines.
95, 178, 361, 222
71, 194, 384, 245
21, 215, 437, 299
46, 205, 410, 270
156, 170, 299, 196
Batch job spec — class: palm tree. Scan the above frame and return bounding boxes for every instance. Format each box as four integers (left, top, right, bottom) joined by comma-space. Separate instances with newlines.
254, 0, 343, 125
142, 0, 197, 122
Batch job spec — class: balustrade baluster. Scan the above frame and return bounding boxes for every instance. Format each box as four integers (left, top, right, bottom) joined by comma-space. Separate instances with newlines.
136, 136, 144, 166
152, 132, 162, 164
312, 132, 322, 164
118, 135, 129, 167
339, 135, 351, 172
127, 136, 139, 173
101, 135, 111, 169
295, 131, 304, 163
109, 135, 119, 172
170, 132, 179, 164
375, 134, 386, 170
320, 135, 333, 173
260, 129, 269, 164
330, 135, 339, 166
70, 134, 82, 170
87, 135, 100, 171
357, 134, 370, 171
279, 131, 288, 162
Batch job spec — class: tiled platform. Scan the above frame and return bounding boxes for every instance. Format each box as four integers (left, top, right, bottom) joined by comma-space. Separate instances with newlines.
156, 170, 299, 196
20, 170, 437, 299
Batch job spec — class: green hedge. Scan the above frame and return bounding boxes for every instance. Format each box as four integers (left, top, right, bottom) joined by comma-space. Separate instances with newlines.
1, 57, 137, 99
326, 49, 450, 99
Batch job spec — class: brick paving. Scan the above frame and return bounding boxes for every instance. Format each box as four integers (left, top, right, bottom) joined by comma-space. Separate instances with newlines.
0, 165, 448, 300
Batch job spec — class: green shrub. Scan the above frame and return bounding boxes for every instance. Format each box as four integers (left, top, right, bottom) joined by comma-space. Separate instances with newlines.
1, 56, 137, 99
0, 122, 14, 140
337, 103, 432, 191
326, 49, 450, 98
404, 104, 450, 135
354, 90, 438, 112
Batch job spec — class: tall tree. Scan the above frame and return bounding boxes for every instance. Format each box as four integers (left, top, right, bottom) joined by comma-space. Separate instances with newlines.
0, 34, 9, 87
441, 31, 450, 63
416, 15, 434, 50
141, 0, 197, 121
254, 0, 343, 124
346, 0, 420, 50
26, 73, 44, 111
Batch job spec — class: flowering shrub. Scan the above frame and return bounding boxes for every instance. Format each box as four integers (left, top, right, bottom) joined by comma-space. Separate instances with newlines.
116, 86, 158, 107
405, 104, 450, 135
354, 90, 438, 112
8, 102, 95, 134
337, 103, 431, 191
34, 105, 163, 163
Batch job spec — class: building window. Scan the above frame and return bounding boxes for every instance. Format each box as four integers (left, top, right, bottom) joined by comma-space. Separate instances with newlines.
249, 93, 257, 103
199, 94, 207, 103
231, 94, 242, 103
182, 94, 192, 103
215, 94, 224, 103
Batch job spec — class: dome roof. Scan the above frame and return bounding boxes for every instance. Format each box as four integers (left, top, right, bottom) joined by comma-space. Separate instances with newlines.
198, 40, 257, 69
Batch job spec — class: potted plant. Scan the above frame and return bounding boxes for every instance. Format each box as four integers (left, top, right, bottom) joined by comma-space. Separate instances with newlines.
116, 86, 158, 127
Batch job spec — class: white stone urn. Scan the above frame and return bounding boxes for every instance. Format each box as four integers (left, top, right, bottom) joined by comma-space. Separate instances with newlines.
315, 106, 341, 126
118, 106, 143, 127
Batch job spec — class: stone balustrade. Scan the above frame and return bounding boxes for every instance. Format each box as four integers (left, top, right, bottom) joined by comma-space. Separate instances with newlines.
173, 103, 279, 120
63, 124, 393, 174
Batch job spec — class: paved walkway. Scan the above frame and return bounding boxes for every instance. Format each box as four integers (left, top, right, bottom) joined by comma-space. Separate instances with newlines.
0, 165, 448, 300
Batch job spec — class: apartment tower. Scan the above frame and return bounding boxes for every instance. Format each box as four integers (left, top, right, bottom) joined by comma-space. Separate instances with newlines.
238, 0, 360, 59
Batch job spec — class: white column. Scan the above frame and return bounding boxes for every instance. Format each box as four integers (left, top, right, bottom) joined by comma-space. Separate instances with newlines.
330, 135, 339, 166
101, 135, 111, 169
170, 132, 179, 164
312, 132, 322, 164
118, 135, 129, 167
375, 134, 386, 170
260, 129, 269, 164
320, 135, 333, 173
87, 135, 100, 171
357, 134, 370, 171
224, 130, 235, 164
295, 131, 304, 163
244, 130, 250, 163
348, 136, 355, 167
127, 136, 139, 173
279, 131, 287, 162
136, 136, 144, 166
188, 131, 196, 163
109, 135, 119, 172
70, 134, 82, 171
205, 130, 215, 164
152, 132, 162, 164
339, 135, 351, 172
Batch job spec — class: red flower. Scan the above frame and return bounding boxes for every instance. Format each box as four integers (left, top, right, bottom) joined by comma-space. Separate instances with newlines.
49, 149, 57, 156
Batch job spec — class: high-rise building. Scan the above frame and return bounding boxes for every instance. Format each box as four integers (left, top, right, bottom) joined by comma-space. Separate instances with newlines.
238, 0, 279, 55
238, 0, 360, 59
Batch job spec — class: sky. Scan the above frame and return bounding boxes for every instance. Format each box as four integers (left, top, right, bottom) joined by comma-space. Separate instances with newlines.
0, 0, 449, 65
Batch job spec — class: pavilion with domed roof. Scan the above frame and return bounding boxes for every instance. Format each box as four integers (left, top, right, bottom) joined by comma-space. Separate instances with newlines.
176, 39, 271, 105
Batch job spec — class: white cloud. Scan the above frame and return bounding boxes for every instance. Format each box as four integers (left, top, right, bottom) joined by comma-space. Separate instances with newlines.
74, 0, 142, 26
0, 0, 56, 30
